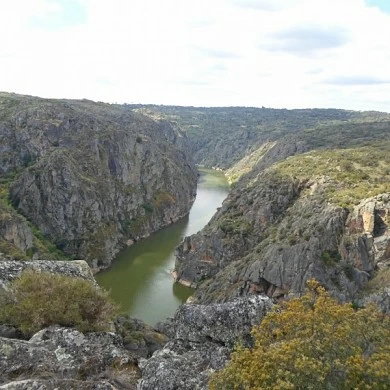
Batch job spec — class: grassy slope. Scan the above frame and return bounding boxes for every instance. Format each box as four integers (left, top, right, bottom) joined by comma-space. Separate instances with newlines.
273, 141, 390, 208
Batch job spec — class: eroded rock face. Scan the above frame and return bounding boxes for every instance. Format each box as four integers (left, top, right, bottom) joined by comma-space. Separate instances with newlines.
0, 260, 95, 290
138, 295, 273, 390
175, 158, 390, 304
345, 194, 390, 267
0, 211, 33, 256
173, 295, 272, 346
175, 172, 305, 287
0, 326, 139, 389
0, 93, 197, 267
0, 379, 116, 390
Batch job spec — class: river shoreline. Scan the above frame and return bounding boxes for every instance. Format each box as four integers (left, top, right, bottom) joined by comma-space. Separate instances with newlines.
171, 270, 197, 288
96, 168, 230, 325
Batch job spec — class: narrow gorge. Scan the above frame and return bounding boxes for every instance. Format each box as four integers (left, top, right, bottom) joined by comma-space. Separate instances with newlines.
0, 93, 197, 269
1, 93, 389, 389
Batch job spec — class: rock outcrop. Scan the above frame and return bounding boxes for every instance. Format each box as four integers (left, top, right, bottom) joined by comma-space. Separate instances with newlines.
0, 206, 34, 260
0, 260, 96, 289
138, 295, 273, 390
0, 380, 116, 389
0, 326, 139, 389
0, 260, 171, 388
0, 93, 197, 267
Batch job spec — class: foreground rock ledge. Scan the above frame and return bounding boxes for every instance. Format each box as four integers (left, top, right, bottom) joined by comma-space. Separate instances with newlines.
0, 326, 139, 389
0, 259, 273, 389
139, 295, 273, 390
0, 260, 96, 289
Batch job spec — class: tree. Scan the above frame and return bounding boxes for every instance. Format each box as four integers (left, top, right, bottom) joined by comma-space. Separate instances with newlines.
210, 280, 390, 389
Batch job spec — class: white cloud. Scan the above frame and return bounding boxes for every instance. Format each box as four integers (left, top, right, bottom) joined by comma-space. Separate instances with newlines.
0, 0, 389, 111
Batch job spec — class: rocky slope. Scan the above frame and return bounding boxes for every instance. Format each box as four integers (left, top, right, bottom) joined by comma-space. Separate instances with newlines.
175, 136, 390, 306
0, 93, 197, 267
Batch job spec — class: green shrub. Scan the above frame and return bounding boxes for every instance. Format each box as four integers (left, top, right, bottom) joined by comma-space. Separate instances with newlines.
142, 202, 154, 213
342, 263, 355, 280
0, 269, 118, 336
321, 250, 341, 266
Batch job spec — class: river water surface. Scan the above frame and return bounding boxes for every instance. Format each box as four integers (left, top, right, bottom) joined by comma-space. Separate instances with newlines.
96, 169, 229, 325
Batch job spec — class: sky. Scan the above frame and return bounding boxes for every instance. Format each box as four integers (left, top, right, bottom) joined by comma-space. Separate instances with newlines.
0, 0, 390, 111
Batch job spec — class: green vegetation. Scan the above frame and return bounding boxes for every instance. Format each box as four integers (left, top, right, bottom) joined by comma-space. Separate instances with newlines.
0, 239, 28, 260
142, 202, 154, 213
218, 217, 253, 236
152, 191, 176, 208
29, 224, 69, 259
210, 280, 390, 390
273, 142, 390, 208
226, 142, 276, 183
115, 315, 167, 348
130, 104, 390, 169
122, 215, 147, 236
0, 269, 118, 336
321, 250, 341, 266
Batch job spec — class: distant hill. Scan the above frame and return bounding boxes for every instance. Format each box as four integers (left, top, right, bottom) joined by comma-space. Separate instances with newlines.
128, 104, 390, 169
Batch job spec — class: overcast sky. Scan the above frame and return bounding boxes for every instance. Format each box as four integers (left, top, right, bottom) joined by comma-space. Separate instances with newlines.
1, 0, 389, 111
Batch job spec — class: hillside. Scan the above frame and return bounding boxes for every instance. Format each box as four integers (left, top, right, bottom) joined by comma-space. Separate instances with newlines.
129, 104, 390, 170
0, 93, 197, 268
175, 126, 390, 307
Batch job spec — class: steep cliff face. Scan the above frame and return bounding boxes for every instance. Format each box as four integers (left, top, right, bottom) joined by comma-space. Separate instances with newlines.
175, 141, 390, 304
0, 204, 34, 259
0, 93, 197, 267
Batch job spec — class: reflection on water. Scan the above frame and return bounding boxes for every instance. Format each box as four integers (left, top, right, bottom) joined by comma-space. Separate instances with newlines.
96, 169, 229, 325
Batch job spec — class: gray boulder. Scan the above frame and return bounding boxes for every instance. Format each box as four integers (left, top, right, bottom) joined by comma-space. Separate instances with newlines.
138, 295, 273, 390
0, 380, 116, 389
0, 326, 139, 389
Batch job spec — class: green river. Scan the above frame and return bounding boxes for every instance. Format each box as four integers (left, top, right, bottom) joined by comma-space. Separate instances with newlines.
96, 169, 229, 325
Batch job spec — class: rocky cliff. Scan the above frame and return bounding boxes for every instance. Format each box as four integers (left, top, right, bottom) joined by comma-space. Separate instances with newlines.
0, 93, 197, 267
175, 138, 390, 305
